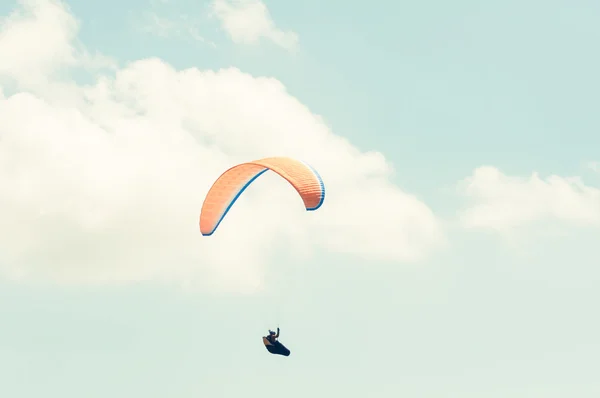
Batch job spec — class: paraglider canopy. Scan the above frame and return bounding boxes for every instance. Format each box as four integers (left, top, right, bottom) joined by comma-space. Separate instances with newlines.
199, 156, 325, 236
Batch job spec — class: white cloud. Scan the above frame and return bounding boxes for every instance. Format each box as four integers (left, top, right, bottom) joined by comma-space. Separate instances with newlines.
0, 0, 115, 89
587, 161, 600, 173
134, 6, 216, 48
457, 166, 600, 231
0, 0, 443, 293
211, 0, 298, 51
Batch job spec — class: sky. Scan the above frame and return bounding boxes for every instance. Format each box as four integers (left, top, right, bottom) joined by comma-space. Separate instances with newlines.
1, 0, 600, 396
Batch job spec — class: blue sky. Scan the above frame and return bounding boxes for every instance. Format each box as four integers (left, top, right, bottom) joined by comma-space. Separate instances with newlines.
1, 0, 600, 397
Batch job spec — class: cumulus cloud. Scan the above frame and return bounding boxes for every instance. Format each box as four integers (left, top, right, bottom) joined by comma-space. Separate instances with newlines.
0, 0, 443, 293
211, 0, 298, 51
0, 0, 115, 88
457, 166, 600, 231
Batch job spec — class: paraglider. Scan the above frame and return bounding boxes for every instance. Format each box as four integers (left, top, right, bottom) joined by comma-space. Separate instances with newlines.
262, 328, 290, 356
199, 156, 325, 357
199, 156, 325, 236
